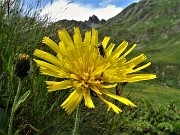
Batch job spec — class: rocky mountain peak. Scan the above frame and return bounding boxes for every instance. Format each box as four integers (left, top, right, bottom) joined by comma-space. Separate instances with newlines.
88, 15, 100, 24
87, 15, 106, 25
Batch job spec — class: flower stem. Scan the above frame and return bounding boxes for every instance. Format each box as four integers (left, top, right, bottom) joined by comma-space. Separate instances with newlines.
8, 78, 22, 135
72, 105, 80, 135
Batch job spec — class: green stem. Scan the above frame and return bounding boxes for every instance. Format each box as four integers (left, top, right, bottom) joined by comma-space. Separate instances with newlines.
8, 78, 22, 135
72, 105, 80, 135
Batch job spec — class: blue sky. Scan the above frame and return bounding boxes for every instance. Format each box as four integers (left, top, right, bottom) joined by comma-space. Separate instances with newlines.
25, 0, 139, 21
75, 0, 139, 8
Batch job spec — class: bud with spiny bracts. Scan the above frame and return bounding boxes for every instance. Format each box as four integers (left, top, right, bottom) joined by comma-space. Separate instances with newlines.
14, 54, 30, 78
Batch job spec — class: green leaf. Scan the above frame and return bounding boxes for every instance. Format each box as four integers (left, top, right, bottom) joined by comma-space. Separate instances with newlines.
14, 129, 20, 135
14, 90, 31, 112
0, 129, 6, 135
7, 56, 13, 73
0, 54, 7, 73
0, 108, 5, 129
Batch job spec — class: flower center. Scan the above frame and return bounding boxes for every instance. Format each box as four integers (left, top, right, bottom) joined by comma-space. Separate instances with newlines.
81, 72, 91, 88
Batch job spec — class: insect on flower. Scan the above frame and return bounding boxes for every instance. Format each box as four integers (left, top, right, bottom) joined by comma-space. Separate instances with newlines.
97, 42, 106, 57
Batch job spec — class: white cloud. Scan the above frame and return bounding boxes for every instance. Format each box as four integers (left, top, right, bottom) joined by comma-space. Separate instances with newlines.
40, 0, 122, 22
94, 5, 122, 20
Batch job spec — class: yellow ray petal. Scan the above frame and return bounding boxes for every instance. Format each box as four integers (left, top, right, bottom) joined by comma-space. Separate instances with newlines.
83, 88, 95, 108
84, 31, 91, 44
112, 41, 128, 59
128, 62, 151, 73
126, 74, 157, 82
115, 57, 126, 67
34, 59, 68, 78
106, 43, 115, 57
125, 54, 147, 66
100, 89, 136, 107
106, 102, 122, 113
34, 59, 60, 71
58, 28, 73, 46
70, 74, 81, 80
101, 83, 117, 89
61, 89, 83, 115
58, 41, 67, 56
102, 36, 111, 49
40, 68, 70, 78
120, 44, 137, 58
93, 62, 106, 76
97, 94, 122, 114
46, 80, 73, 92
39, 68, 60, 77
90, 85, 102, 95
33, 49, 63, 67
42, 36, 61, 54
73, 27, 82, 46
91, 28, 98, 46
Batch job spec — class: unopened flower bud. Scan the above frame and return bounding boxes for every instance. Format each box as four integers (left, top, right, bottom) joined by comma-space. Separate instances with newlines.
14, 54, 30, 78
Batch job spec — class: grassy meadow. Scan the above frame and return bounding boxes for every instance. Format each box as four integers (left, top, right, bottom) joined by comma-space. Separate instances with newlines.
0, 0, 179, 135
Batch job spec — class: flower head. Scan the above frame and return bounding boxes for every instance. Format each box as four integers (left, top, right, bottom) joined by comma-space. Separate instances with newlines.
15, 54, 30, 78
34, 27, 156, 114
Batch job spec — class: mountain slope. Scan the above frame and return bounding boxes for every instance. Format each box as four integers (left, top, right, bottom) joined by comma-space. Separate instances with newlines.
99, 0, 180, 62
98, 0, 180, 89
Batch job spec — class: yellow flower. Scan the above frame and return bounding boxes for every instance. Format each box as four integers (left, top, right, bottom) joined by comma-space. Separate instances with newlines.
33, 27, 156, 115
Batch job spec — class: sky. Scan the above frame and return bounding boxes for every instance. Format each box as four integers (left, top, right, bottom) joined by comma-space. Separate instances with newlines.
25, 0, 140, 22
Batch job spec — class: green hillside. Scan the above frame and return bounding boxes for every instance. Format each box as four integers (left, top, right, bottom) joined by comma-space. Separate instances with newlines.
98, 0, 180, 90
99, 0, 180, 63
